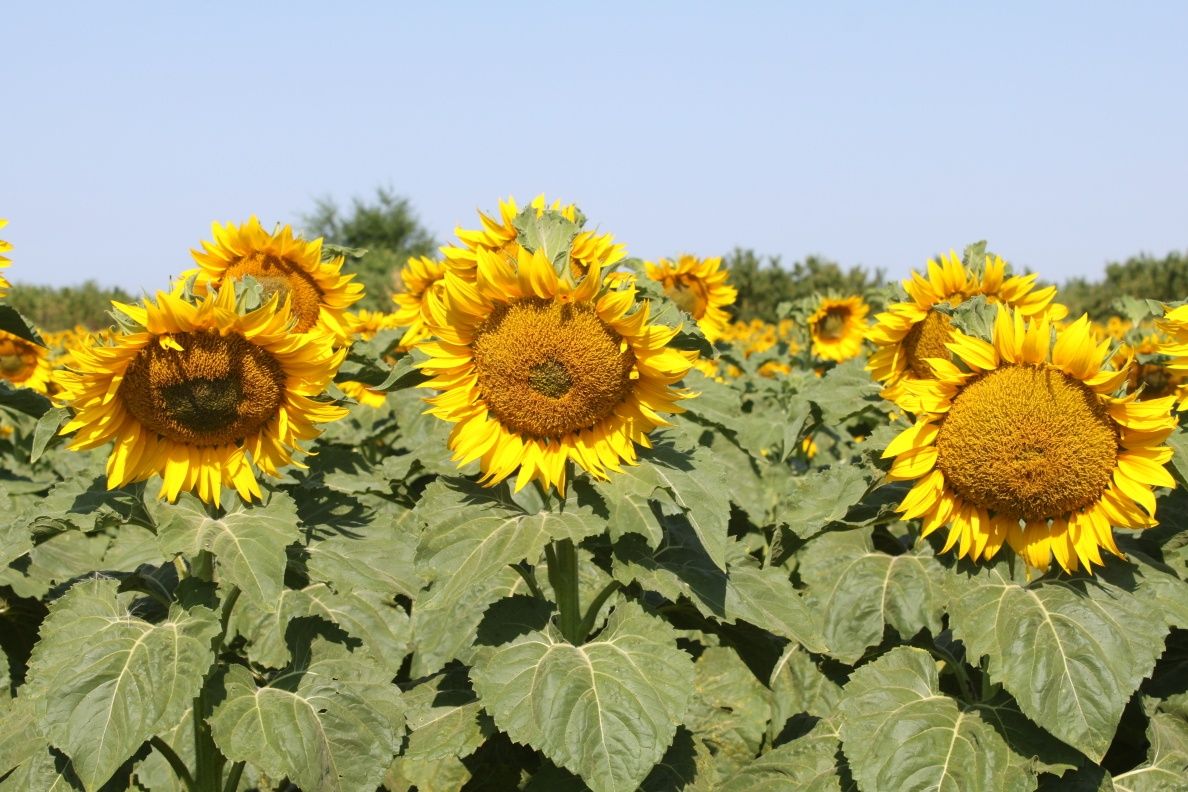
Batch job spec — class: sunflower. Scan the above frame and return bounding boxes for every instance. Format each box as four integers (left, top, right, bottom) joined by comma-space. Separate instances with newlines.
809, 296, 869, 362
0, 219, 11, 299
57, 285, 348, 506
0, 330, 51, 394
884, 308, 1176, 573
418, 241, 693, 494
391, 256, 446, 347
869, 251, 1066, 411
1156, 304, 1188, 408
189, 217, 364, 341
442, 195, 626, 281
644, 255, 737, 342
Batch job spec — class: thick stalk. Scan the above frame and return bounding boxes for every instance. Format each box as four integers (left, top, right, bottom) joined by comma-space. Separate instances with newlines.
193, 580, 241, 792
545, 539, 583, 644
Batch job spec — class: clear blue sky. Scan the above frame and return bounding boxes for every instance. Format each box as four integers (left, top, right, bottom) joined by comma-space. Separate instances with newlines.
4, 2, 1186, 291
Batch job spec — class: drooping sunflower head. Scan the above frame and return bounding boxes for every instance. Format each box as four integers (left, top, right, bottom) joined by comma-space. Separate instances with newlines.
56, 285, 348, 506
419, 209, 693, 494
189, 216, 364, 341
868, 248, 1067, 411
442, 195, 626, 282
884, 307, 1176, 574
0, 218, 11, 299
644, 255, 737, 342
391, 255, 447, 347
809, 296, 869, 362
0, 329, 51, 395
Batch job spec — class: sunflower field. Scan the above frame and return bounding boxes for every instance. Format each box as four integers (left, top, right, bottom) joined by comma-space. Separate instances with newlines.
1, 202, 1187, 792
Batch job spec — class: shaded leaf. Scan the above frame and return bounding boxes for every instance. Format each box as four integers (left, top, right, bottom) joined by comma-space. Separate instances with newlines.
471, 602, 693, 792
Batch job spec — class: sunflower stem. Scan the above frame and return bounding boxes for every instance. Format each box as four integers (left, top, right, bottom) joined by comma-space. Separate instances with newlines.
192, 584, 241, 792
546, 539, 584, 644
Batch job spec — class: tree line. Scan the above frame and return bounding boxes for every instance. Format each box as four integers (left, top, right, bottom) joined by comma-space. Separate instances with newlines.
4, 190, 1184, 329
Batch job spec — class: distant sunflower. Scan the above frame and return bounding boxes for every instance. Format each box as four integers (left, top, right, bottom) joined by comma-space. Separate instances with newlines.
645, 255, 737, 342
419, 243, 693, 493
391, 256, 446, 347
809, 296, 869, 362
57, 286, 347, 506
869, 251, 1065, 411
885, 308, 1175, 573
0, 330, 51, 394
189, 217, 364, 341
0, 219, 11, 299
1156, 304, 1188, 408
442, 195, 625, 281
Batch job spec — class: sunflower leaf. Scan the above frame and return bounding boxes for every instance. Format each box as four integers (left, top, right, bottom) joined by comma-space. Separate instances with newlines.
0, 305, 44, 347
838, 646, 1037, 792
799, 529, 945, 663
470, 601, 693, 792
22, 578, 218, 791
153, 491, 300, 611
209, 656, 404, 792
719, 720, 849, 792
511, 208, 579, 271
410, 478, 602, 674
947, 563, 1171, 761
1109, 705, 1188, 791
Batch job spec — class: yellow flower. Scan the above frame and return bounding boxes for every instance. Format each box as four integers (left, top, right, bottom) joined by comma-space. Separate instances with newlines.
189, 216, 364, 341
0, 330, 51, 394
419, 241, 693, 494
391, 256, 446, 347
868, 251, 1065, 412
57, 286, 348, 506
644, 255, 737, 342
809, 296, 869, 362
1156, 304, 1188, 409
442, 195, 625, 281
884, 308, 1175, 573
0, 218, 11, 299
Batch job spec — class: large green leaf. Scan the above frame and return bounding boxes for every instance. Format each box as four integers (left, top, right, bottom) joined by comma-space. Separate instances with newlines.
719, 720, 852, 792
613, 530, 824, 652
799, 529, 945, 663
1110, 705, 1188, 792
683, 647, 771, 783
471, 602, 694, 792
154, 492, 300, 610
24, 578, 218, 791
838, 647, 1034, 792
947, 564, 1171, 761
232, 583, 410, 674
410, 478, 603, 675
768, 645, 842, 741
209, 656, 403, 792
639, 444, 731, 570
402, 668, 491, 764
772, 466, 872, 538
304, 514, 421, 600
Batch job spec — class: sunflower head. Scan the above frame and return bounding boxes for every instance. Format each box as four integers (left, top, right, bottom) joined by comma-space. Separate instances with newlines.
0, 329, 51, 395
419, 206, 693, 494
809, 296, 869, 362
868, 247, 1066, 412
442, 195, 625, 283
57, 284, 348, 506
884, 307, 1176, 574
644, 255, 737, 343
0, 218, 11, 299
189, 216, 364, 341
391, 256, 447, 347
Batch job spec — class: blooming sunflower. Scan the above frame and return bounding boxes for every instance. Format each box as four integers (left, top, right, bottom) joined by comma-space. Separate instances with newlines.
189, 217, 364, 341
809, 296, 869, 362
57, 285, 348, 506
419, 242, 693, 494
884, 308, 1176, 573
391, 256, 447, 347
0, 219, 11, 299
644, 255, 737, 342
0, 329, 51, 394
868, 251, 1065, 411
442, 195, 626, 281
1156, 304, 1188, 408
